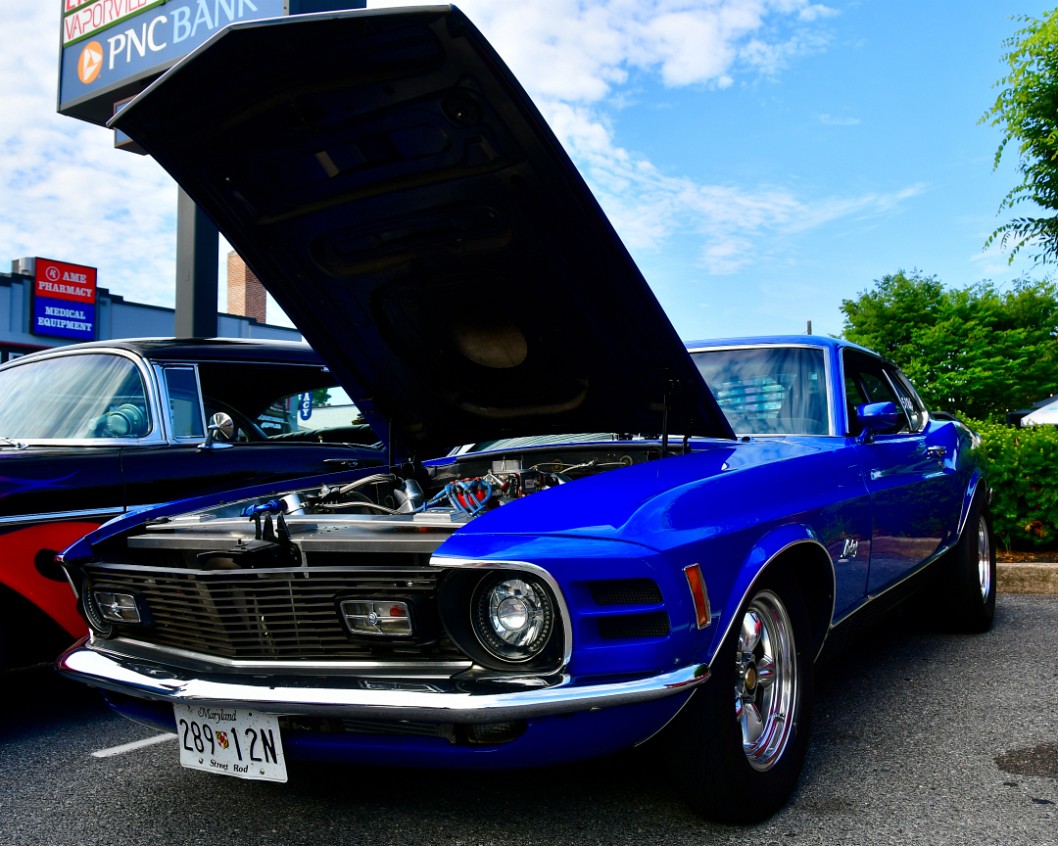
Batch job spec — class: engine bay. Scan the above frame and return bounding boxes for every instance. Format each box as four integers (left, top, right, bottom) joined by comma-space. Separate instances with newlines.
102, 441, 681, 569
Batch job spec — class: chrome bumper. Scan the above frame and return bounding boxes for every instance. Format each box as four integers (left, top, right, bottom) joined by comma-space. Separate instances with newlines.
58, 642, 709, 723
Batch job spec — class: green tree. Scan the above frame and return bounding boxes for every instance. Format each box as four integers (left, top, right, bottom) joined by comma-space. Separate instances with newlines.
840, 270, 1058, 420
981, 11, 1058, 264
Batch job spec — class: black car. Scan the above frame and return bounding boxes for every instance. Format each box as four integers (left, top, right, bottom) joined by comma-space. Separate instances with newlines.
0, 337, 383, 668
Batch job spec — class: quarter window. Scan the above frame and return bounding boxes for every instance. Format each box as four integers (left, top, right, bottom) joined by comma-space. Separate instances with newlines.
163, 367, 205, 438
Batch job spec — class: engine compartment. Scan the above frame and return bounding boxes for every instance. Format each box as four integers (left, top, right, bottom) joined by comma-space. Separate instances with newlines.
322, 441, 667, 517
97, 440, 681, 569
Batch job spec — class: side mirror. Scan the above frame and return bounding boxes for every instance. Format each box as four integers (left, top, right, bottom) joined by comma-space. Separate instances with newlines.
200, 411, 235, 450
856, 401, 901, 443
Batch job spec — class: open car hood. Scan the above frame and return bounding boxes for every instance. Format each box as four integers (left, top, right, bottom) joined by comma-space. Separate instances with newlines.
111, 5, 734, 459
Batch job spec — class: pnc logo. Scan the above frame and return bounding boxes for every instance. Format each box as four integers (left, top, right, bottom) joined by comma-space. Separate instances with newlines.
78, 41, 103, 85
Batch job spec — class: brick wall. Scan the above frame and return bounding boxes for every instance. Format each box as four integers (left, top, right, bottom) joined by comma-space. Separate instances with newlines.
226, 252, 266, 323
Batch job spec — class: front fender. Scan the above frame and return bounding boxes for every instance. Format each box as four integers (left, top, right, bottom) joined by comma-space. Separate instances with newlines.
707, 524, 835, 665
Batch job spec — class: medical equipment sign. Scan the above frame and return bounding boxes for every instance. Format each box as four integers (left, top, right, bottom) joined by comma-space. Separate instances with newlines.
33, 258, 98, 340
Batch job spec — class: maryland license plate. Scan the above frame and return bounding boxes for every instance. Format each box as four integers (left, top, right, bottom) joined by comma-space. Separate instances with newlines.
175, 704, 287, 782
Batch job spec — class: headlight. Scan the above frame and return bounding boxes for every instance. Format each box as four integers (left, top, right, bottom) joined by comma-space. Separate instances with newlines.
471, 573, 556, 662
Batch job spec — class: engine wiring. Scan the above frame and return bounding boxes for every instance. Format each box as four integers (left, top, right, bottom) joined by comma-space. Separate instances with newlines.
268, 455, 634, 519
424, 477, 495, 516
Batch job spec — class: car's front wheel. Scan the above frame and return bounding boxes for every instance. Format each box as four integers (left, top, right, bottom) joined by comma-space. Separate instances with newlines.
668, 570, 814, 823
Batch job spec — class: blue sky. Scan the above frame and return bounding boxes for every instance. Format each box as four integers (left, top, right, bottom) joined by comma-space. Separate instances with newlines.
1, 2, 1052, 340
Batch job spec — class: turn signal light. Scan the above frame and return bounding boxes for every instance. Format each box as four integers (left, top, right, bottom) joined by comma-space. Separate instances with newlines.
92, 590, 143, 624
340, 600, 413, 637
684, 564, 712, 629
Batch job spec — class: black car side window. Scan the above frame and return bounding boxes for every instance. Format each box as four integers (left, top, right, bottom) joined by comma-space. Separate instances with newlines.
0, 352, 150, 439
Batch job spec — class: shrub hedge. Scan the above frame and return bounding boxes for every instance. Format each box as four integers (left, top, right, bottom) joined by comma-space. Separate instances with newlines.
966, 418, 1058, 551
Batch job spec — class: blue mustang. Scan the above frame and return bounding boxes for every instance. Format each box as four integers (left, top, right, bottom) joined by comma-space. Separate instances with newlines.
56, 8, 994, 824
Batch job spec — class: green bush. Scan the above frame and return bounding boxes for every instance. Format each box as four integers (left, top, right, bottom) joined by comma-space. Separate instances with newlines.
967, 418, 1058, 551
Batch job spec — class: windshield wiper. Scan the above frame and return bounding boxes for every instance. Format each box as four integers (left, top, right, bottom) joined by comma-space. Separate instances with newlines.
0, 436, 28, 449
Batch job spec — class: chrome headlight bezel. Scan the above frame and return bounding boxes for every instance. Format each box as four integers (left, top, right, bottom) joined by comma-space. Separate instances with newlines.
437, 561, 569, 673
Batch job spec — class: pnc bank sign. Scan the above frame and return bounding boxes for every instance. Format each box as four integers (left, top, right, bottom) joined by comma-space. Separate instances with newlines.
58, 0, 287, 125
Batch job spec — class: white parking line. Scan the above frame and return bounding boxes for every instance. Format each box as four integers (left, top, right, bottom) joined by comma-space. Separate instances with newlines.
91, 733, 177, 758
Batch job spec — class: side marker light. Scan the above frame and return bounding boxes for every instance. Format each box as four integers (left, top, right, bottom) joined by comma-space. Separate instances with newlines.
684, 564, 712, 629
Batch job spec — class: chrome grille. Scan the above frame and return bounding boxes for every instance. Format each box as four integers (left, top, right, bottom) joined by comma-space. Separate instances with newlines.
85, 565, 464, 662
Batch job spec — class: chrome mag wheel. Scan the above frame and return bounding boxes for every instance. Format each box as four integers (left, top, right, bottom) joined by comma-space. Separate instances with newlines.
735, 589, 798, 772
975, 514, 992, 602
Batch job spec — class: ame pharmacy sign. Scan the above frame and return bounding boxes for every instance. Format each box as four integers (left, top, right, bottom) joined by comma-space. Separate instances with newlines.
33, 258, 98, 341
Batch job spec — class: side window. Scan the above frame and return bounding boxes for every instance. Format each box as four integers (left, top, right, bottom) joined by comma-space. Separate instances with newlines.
842, 350, 911, 436
163, 367, 205, 439
0, 353, 150, 439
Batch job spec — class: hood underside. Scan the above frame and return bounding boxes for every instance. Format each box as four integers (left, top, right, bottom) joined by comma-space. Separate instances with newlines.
111, 5, 734, 459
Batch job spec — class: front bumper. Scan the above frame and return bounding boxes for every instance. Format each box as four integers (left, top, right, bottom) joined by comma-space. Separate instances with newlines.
57, 639, 710, 723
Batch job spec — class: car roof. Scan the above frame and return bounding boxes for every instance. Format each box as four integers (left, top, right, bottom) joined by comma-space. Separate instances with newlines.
0, 337, 324, 369
686, 334, 871, 353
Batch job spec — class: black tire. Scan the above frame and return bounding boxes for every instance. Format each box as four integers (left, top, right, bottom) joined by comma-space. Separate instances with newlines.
667, 570, 814, 823
944, 494, 996, 633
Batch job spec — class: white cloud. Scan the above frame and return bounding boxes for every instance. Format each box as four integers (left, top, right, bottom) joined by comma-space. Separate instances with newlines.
3, 0, 922, 317
370, 2, 921, 277
534, 88, 923, 275
818, 113, 862, 126
408, 0, 836, 99
0, 5, 177, 305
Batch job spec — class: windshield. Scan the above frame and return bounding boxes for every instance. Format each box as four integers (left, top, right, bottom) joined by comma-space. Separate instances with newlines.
0, 353, 150, 440
691, 346, 830, 436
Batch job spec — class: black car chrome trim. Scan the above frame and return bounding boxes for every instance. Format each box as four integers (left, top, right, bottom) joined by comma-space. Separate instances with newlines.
0, 506, 124, 527
830, 543, 952, 629
153, 363, 207, 443
2, 346, 168, 445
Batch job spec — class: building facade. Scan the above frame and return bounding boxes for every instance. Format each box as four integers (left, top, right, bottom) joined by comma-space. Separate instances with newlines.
0, 256, 300, 364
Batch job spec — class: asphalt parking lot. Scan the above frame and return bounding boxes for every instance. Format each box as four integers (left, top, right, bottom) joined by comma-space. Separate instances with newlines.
1, 593, 1054, 846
